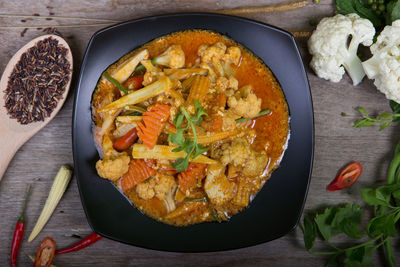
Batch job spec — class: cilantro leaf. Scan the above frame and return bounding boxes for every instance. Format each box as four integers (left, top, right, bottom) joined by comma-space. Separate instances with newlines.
173, 113, 184, 128
168, 128, 186, 147
367, 213, 397, 237
344, 246, 375, 267
332, 204, 365, 239
168, 100, 209, 172
314, 206, 342, 241
192, 100, 208, 125
171, 157, 189, 172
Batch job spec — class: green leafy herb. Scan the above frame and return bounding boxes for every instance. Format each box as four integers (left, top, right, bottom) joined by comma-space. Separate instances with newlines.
353, 103, 400, 130
341, 112, 347, 117
300, 140, 400, 266
235, 109, 270, 123
103, 72, 128, 94
168, 101, 208, 172
335, 0, 400, 29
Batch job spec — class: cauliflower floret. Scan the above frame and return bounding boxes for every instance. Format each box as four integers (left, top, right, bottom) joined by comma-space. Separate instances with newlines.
204, 164, 235, 205
154, 174, 177, 200
362, 20, 400, 103
228, 76, 238, 90
95, 153, 130, 181
308, 13, 375, 85
227, 93, 261, 118
141, 59, 164, 86
135, 174, 178, 213
223, 46, 241, 65
154, 45, 185, 69
215, 77, 229, 92
222, 110, 240, 131
221, 138, 251, 166
200, 42, 227, 64
136, 178, 156, 200
242, 151, 268, 176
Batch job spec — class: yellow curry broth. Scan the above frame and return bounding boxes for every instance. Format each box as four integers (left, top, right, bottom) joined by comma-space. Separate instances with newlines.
92, 30, 289, 226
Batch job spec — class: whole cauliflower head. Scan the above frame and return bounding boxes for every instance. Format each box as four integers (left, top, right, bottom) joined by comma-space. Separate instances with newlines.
362, 20, 400, 103
308, 14, 375, 85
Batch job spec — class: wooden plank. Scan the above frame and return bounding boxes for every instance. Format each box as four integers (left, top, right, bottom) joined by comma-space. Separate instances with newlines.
0, 0, 398, 266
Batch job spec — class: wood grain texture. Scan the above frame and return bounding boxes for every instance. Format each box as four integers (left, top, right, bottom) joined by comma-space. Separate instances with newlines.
0, 0, 399, 266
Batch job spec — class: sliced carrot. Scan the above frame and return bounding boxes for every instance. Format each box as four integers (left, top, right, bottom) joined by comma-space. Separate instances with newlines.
121, 159, 155, 192
178, 163, 207, 193
137, 104, 171, 149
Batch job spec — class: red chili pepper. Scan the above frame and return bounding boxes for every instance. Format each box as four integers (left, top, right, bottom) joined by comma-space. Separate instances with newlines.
10, 184, 32, 267
55, 233, 102, 254
167, 120, 176, 129
113, 128, 138, 152
327, 162, 363, 191
33, 237, 56, 267
123, 75, 144, 90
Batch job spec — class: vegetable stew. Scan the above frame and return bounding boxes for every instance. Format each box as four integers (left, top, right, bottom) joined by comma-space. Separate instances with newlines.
92, 30, 289, 226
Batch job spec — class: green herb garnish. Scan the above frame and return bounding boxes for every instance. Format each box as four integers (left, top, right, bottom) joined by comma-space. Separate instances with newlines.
353, 101, 400, 130
341, 112, 347, 117
134, 58, 157, 72
168, 100, 208, 172
235, 109, 270, 123
335, 0, 400, 28
184, 197, 207, 202
300, 140, 400, 266
103, 72, 128, 94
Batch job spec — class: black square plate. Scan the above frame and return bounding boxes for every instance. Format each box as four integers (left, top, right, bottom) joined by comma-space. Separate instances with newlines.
72, 13, 314, 252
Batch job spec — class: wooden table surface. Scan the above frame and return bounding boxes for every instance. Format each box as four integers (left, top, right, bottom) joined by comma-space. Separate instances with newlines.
1, 0, 399, 266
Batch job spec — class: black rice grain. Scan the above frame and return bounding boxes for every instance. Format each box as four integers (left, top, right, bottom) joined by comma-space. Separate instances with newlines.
4, 37, 71, 124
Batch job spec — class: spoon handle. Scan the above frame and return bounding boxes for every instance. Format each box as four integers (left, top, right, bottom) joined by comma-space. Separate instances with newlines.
0, 130, 20, 181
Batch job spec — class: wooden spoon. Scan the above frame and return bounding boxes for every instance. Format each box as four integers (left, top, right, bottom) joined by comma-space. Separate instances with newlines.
0, 34, 73, 181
